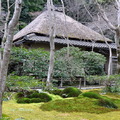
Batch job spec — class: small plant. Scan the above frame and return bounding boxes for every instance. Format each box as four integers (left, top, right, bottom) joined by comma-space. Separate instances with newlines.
82, 92, 101, 99
61, 87, 82, 98
97, 97, 118, 109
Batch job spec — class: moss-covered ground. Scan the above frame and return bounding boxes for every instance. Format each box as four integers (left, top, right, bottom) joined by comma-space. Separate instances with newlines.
2, 90, 120, 120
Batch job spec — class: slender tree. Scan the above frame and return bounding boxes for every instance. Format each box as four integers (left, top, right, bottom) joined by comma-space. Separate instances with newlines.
46, 0, 56, 88
46, 0, 66, 88
0, 0, 22, 118
97, 0, 120, 73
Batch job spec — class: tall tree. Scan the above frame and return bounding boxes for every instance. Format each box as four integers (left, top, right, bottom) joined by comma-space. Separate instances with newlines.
46, 0, 65, 88
0, 0, 22, 118
97, 0, 120, 73
46, 0, 56, 88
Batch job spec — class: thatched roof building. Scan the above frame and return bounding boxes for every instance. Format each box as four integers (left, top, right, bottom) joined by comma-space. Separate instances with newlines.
14, 11, 112, 42
13, 10, 117, 74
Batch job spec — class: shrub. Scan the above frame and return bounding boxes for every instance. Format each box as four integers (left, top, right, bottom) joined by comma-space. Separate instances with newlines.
16, 91, 52, 103
61, 87, 82, 98
17, 98, 31, 103
16, 90, 38, 99
15, 92, 24, 99
82, 92, 101, 99
97, 97, 118, 109
48, 89, 63, 96
27, 92, 40, 98
9, 47, 106, 81
28, 92, 52, 102
38, 93, 52, 102
30, 98, 42, 103
6, 75, 43, 91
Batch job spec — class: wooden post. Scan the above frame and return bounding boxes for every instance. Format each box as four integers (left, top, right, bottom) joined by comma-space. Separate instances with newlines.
75, 75, 82, 89
79, 78, 82, 89
83, 77, 86, 87
60, 78, 63, 87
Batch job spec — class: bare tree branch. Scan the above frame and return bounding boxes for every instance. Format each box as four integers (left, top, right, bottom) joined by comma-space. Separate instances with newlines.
1, 0, 10, 48
84, 4, 112, 77
97, 3, 116, 30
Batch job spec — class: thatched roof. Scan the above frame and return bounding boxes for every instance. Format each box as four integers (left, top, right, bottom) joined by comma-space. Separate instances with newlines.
14, 33, 116, 50
14, 11, 112, 42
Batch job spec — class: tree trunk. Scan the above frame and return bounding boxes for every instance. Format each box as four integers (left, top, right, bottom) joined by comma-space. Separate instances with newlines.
46, 0, 56, 89
115, 28, 120, 74
0, 0, 1, 17
46, 26, 55, 88
0, 92, 2, 117
117, 45, 120, 73
0, 0, 22, 118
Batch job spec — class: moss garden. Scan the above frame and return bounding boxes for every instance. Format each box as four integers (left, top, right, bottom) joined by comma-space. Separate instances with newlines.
1, 87, 120, 120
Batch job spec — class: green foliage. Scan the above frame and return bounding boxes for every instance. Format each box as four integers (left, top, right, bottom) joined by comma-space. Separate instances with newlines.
17, 98, 31, 103
86, 75, 107, 84
6, 75, 43, 91
61, 87, 82, 98
9, 47, 106, 82
15, 92, 24, 99
55, 47, 106, 79
81, 51, 106, 75
97, 97, 118, 109
16, 90, 37, 99
16, 90, 52, 103
1, 0, 61, 24
82, 92, 101, 99
55, 47, 84, 79
1, 0, 31, 23
48, 89, 63, 96
9, 47, 49, 78
17, 97, 50, 103
105, 74, 120, 93
86, 74, 120, 93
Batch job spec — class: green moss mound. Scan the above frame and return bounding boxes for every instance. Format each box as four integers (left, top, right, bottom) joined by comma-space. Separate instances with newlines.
97, 97, 118, 109
81, 92, 118, 109
82, 92, 101, 99
61, 87, 82, 98
40, 97, 115, 114
16, 90, 52, 103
